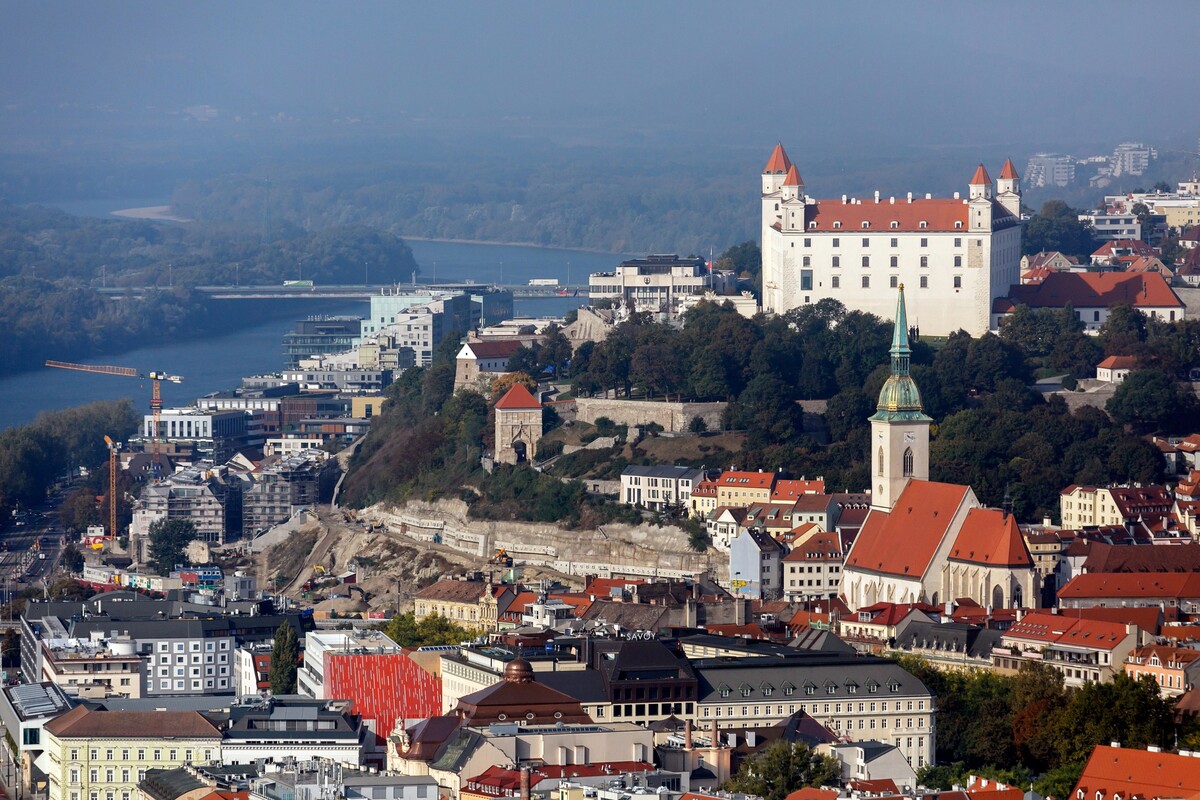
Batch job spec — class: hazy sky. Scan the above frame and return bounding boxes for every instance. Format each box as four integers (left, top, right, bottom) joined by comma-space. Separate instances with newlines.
3, 1, 1199, 152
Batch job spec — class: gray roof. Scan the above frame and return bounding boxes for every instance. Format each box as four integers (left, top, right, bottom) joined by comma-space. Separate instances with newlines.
621, 465, 704, 481
894, 619, 1002, 660
5, 682, 74, 720
138, 768, 208, 800
693, 655, 932, 704
537, 670, 609, 704
91, 695, 236, 713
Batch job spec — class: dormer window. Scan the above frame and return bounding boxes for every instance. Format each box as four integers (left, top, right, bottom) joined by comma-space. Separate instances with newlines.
783, 683, 795, 696
862, 221, 870, 229
890, 221, 899, 228
955, 221, 963, 229
719, 685, 731, 698
919, 221, 928, 229
809, 221, 817, 229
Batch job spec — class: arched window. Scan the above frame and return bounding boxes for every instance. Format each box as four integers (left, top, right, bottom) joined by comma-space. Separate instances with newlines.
903, 447, 914, 477
877, 448, 884, 476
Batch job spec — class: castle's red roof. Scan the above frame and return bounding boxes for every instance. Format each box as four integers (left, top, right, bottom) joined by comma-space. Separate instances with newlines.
970, 164, 992, 185
999, 159, 1019, 180
763, 143, 793, 175
803, 197, 969, 233
783, 164, 804, 187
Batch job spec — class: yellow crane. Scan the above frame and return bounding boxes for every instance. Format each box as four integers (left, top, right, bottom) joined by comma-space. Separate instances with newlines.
104, 436, 121, 539
45, 360, 183, 473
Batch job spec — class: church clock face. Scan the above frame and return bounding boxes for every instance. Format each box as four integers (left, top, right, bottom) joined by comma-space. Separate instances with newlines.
904, 432, 915, 443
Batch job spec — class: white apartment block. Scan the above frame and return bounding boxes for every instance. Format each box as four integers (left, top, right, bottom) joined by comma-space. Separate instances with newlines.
620, 465, 704, 511
590, 255, 734, 316
759, 144, 1023, 336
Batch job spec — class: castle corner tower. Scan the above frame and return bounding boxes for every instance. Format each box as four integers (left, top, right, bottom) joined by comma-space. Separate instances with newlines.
869, 285, 932, 512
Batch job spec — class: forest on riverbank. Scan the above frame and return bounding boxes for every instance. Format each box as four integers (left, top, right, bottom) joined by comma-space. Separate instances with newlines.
0, 201, 417, 373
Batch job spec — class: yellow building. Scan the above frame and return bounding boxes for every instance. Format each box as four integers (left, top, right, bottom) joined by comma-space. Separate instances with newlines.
714, 471, 776, 509
350, 395, 386, 419
44, 706, 221, 800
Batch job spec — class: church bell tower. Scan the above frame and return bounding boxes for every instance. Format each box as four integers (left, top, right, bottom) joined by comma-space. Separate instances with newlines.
870, 285, 933, 512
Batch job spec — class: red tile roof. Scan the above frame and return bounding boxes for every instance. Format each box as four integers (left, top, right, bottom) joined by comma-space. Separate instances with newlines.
999, 159, 1019, 181
717, 471, 777, 490
1072, 744, 1200, 800
949, 508, 1033, 567
783, 164, 804, 187
805, 197, 969, 233
763, 144, 793, 175
783, 531, 842, 562
44, 705, 221, 739
784, 790, 839, 800
1000, 271, 1184, 311
494, 383, 541, 410
970, 164, 992, 185
772, 478, 826, 500
463, 340, 525, 359
845, 481, 973, 578
1063, 606, 1164, 636
1005, 612, 1135, 651
583, 576, 645, 598
691, 480, 718, 497
1059, 572, 1200, 600
1098, 355, 1139, 370
1092, 238, 1156, 258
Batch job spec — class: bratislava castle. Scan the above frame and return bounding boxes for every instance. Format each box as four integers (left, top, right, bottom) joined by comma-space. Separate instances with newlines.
759, 144, 1023, 336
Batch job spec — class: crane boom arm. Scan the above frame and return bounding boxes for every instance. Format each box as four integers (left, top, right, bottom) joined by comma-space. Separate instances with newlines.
45, 360, 140, 378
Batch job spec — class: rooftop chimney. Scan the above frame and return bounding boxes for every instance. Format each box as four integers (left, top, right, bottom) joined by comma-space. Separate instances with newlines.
520, 767, 531, 800
684, 719, 694, 750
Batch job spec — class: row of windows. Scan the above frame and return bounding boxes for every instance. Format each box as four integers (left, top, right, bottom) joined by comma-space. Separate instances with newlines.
825, 275, 961, 290
69, 746, 213, 763
811, 255, 963, 269
796, 236, 968, 248
702, 702, 928, 720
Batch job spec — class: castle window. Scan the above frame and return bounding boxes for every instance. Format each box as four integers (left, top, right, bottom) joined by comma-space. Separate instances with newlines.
920, 276, 928, 288
954, 276, 962, 289
804, 238, 811, 247
954, 238, 962, 247
862, 237, 870, 246
890, 221, 899, 229
831, 276, 840, 289
920, 221, 928, 228
832, 256, 840, 267
775, 203, 779, 211
862, 222, 870, 230
920, 237, 928, 247
955, 221, 963, 229
862, 256, 870, 268
920, 256, 929, 268
890, 237, 898, 247
890, 276, 898, 289
832, 238, 840, 247
890, 256, 898, 268
803, 256, 811, 267
833, 221, 842, 229
903, 448, 914, 477
878, 448, 884, 475
862, 276, 870, 288
801, 270, 813, 291
954, 256, 962, 267
809, 221, 817, 229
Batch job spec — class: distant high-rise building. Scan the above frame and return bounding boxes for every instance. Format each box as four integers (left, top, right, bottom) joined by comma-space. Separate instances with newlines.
759, 144, 1023, 336
1024, 153, 1076, 188
1110, 142, 1157, 177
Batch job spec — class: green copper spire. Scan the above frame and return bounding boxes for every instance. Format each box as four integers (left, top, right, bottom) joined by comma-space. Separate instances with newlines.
871, 284, 932, 422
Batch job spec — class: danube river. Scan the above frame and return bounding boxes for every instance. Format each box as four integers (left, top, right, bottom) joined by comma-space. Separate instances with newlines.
0, 235, 626, 430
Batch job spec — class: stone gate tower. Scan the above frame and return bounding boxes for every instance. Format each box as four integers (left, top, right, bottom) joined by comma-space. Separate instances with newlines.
494, 384, 543, 465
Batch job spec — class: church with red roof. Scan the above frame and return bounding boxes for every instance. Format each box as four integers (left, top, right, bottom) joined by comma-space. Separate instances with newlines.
840, 288, 1037, 611
760, 143, 1023, 336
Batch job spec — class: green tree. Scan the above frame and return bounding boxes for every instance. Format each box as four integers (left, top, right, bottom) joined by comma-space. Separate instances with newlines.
1098, 304, 1147, 356
269, 622, 299, 694
1022, 200, 1099, 259
724, 741, 842, 800
1, 628, 19, 669
1106, 369, 1193, 430
61, 544, 85, 574
146, 518, 196, 574
380, 612, 474, 648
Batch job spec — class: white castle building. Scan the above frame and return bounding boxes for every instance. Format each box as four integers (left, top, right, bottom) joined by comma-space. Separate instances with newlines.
759, 144, 1023, 336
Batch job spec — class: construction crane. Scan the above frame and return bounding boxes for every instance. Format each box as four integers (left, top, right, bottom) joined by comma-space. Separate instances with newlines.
45, 360, 183, 473
103, 436, 121, 540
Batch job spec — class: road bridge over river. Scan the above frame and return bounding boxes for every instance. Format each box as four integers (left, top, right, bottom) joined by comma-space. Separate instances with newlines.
99, 283, 590, 300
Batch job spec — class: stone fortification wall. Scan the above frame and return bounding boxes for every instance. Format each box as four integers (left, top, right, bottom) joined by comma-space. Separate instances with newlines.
575, 398, 726, 433
365, 498, 723, 581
